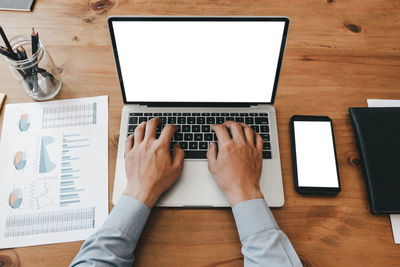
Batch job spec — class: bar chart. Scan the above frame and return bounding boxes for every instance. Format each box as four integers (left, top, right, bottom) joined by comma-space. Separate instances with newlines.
60, 134, 89, 207
42, 102, 97, 128
5, 207, 95, 237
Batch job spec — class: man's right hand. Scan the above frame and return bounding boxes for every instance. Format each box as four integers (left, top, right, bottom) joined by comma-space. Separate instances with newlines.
207, 121, 265, 207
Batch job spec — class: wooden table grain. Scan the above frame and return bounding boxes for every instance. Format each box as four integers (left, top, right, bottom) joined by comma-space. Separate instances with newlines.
0, 0, 399, 266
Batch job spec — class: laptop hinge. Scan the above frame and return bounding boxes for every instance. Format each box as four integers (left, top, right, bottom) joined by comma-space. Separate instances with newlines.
130, 103, 272, 108
253, 104, 270, 108
145, 103, 254, 108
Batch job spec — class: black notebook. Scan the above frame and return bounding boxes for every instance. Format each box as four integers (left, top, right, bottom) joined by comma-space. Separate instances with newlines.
349, 107, 400, 214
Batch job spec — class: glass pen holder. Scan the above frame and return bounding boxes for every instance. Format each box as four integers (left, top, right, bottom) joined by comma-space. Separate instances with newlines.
4, 35, 62, 101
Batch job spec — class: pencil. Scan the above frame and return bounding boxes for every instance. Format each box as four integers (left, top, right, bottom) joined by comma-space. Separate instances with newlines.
0, 48, 11, 58
3, 47, 19, 60
0, 26, 13, 52
0, 46, 18, 60
0, 47, 27, 79
19, 46, 27, 56
15, 49, 28, 79
31, 28, 39, 94
18, 47, 25, 59
31, 28, 38, 55
16, 48, 23, 60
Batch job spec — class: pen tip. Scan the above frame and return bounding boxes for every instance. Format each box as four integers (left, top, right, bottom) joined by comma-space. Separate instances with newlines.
32, 27, 35, 35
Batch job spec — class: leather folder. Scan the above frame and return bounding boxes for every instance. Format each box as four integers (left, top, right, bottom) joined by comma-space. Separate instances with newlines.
349, 107, 400, 214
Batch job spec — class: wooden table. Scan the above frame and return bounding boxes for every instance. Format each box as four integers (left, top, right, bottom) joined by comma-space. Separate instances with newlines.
0, 0, 399, 266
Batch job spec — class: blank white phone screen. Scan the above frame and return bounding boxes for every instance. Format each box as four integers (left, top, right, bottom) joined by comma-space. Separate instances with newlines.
293, 121, 339, 188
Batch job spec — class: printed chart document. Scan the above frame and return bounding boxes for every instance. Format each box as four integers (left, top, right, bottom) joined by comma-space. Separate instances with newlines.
0, 96, 108, 248
367, 99, 400, 244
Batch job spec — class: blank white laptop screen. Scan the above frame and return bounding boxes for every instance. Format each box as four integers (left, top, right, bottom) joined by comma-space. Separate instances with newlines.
293, 121, 339, 188
112, 20, 286, 103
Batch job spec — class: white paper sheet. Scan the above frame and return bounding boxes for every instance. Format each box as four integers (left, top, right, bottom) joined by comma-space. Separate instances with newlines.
0, 96, 108, 248
367, 99, 400, 107
367, 99, 400, 244
390, 214, 400, 244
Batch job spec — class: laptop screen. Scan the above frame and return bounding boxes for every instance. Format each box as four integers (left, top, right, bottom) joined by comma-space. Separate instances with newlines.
109, 17, 289, 104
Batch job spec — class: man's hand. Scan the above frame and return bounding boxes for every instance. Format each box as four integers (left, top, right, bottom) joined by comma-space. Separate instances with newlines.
124, 118, 184, 209
207, 121, 264, 207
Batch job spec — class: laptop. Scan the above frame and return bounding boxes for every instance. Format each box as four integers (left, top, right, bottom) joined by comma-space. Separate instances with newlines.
108, 16, 290, 207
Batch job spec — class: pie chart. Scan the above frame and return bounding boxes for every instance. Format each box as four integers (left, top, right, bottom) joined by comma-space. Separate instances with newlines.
13, 151, 27, 170
9, 188, 23, 209
18, 113, 30, 132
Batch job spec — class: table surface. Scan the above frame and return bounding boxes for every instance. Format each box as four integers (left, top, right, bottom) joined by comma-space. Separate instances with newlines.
0, 0, 399, 266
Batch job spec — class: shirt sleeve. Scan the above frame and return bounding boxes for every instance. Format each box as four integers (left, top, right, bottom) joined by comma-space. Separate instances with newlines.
232, 199, 302, 267
70, 195, 150, 267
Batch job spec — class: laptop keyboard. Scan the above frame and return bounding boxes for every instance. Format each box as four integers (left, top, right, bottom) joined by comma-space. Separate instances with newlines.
127, 112, 272, 159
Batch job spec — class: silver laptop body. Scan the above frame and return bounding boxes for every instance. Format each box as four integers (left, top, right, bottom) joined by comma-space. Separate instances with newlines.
108, 16, 290, 207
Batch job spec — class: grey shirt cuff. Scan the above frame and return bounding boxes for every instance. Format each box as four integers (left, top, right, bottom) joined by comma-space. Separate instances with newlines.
105, 194, 151, 242
232, 198, 279, 241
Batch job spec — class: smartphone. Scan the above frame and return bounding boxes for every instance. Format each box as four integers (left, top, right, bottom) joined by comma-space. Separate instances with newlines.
290, 115, 341, 195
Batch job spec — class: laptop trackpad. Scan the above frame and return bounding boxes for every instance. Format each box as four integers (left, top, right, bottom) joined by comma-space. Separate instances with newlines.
114, 158, 283, 207
157, 160, 229, 207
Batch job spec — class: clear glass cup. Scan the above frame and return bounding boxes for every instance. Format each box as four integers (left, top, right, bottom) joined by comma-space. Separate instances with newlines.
4, 35, 62, 101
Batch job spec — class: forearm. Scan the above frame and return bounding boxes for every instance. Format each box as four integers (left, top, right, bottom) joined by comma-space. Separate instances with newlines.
232, 199, 302, 267
70, 195, 150, 267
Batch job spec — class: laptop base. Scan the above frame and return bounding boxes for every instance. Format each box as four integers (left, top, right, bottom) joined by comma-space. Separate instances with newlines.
112, 105, 284, 208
